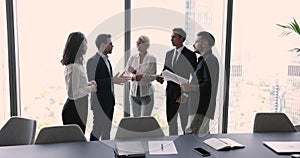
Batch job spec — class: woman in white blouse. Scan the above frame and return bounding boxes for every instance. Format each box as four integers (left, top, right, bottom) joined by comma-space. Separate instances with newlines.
125, 35, 157, 117
60, 32, 97, 133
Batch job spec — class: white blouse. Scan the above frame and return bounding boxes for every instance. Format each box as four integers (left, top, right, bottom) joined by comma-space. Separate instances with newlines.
125, 53, 157, 97
64, 63, 93, 100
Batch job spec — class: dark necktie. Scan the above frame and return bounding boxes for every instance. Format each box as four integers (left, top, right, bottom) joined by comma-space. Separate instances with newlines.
172, 50, 179, 67
107, 59, 114, 95
107, 58, 112, 77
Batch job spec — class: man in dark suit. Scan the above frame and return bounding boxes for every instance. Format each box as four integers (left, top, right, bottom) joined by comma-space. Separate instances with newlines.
87, 34, 128, 141
181, 31, 219, 134
157, 28, 197, 135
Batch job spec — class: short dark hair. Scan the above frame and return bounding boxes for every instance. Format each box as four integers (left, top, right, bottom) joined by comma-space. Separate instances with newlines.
197, 31, 215, 47
61, 32, 86, 65
95, 34, 111, 49
172, 28, 186, 41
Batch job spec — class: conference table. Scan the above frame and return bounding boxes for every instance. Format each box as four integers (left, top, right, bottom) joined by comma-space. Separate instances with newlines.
0, 132, 299, 158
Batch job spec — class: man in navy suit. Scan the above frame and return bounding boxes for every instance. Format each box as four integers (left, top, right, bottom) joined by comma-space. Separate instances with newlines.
181, 31, 219, 134
87, 34, 128, 141
157, 28, 197, 135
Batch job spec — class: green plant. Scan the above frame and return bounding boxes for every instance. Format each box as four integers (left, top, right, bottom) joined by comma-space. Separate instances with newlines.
277, 18, 300, 52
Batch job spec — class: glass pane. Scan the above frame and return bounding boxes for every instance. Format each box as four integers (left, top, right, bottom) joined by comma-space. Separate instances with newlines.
188, 0, 226, 134
16, 0, 124, 138
0, 0, 10, 126
229, 0, 300, 133
132, 0, 226, 135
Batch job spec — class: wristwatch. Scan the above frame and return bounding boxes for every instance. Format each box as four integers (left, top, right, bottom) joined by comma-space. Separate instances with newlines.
183, 93, 189, 98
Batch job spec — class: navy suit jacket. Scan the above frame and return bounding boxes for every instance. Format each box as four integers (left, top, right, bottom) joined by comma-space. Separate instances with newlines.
203, 50, 219, 119
189, 50, 219, 119
86, 53, 115, 113
189, 56, 211, 117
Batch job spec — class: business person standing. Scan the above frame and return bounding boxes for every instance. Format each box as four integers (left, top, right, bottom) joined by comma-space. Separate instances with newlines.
182, 31, 219, 134
61, 32, 97, 134
87, 34, 128, 141
125, 35, 157, 117
157, 28, 197, 135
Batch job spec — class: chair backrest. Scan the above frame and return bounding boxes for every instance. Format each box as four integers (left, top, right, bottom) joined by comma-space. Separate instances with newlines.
115, 116, 164, 140
295, 125, 300, 132
0, 116, 36, 146
253, 112, 297, 133
35, 124, 87, 144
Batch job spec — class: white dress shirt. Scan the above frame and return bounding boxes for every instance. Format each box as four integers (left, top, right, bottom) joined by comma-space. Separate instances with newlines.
64, 63, 93, 100
125, 53, 157, 97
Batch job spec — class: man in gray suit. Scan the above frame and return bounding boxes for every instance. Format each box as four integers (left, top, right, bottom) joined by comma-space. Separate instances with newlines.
157, 28, 197, 135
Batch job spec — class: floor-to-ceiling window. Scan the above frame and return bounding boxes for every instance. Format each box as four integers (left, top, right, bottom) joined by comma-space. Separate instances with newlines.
132, 0, 227, 134
186, 0, 227, 134
16, 0, 124, 137
229, 0, 300, 132
7, 0, 299, 136
12, 0, 234, 138
0, 0, 10, 126
14, 0, 227, 140
131, 0, 187, 136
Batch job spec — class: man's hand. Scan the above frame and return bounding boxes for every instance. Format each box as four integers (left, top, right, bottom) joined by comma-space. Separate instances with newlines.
113, 72, 131, 85
176, 95, 187, 103
88, 80, 97, 86
156, 76, 164, 84
181, 83, 194, 92
88, 80, 97, 91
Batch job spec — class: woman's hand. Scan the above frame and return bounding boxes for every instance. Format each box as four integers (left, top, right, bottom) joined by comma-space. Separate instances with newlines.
128, 66, 137, 74
131, 75, 143, 81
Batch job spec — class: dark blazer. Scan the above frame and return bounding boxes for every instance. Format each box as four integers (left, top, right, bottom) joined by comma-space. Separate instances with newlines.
163, 46, 197, 99
189, 56, 211, 117
203, 50, 219, 119
86, 53, 115, 112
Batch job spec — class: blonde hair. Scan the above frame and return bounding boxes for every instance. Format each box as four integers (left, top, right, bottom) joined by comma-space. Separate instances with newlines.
139, 35, 150, 49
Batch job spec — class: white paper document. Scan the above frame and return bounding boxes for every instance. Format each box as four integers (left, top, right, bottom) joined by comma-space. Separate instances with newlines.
148, 141, 178, 155
161, 70, 188, 85
114, 141, 145, 157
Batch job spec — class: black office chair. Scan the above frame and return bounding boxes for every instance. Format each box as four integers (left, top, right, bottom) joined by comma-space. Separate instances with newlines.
253, 112, 297, 133
115, 116, 165, 140
0, 116, 37, 146
295, 125, 300, 132
35, 124, 87, 144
